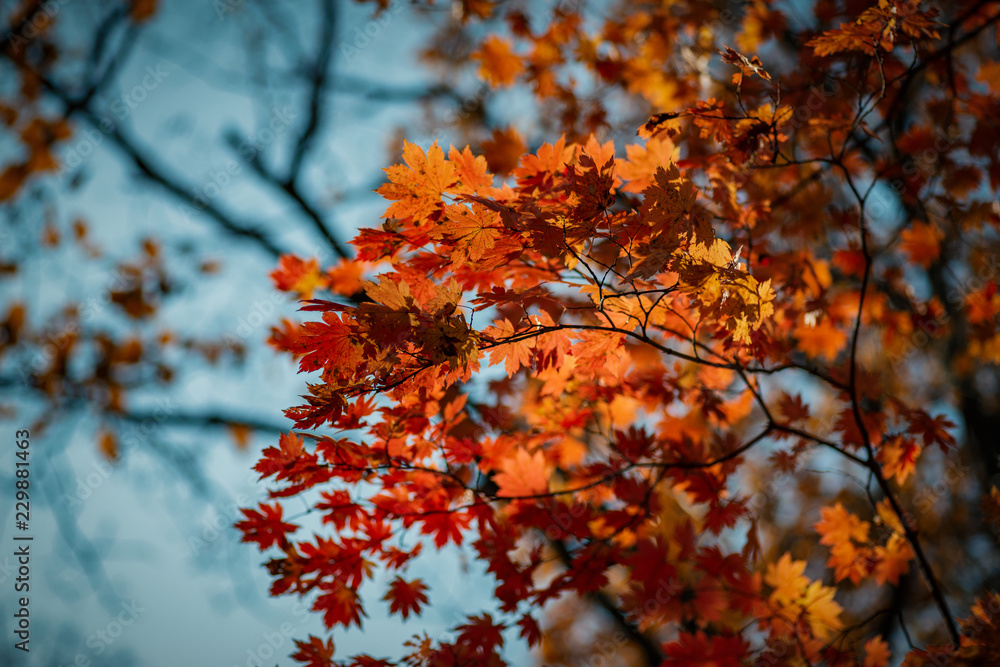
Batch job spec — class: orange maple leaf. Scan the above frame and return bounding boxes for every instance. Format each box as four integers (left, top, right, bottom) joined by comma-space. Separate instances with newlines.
815, 503, 870, 546
474, 35, 524, 87
878, 435, 921, 484
899, 221, 943, 268
378, 141, 456, 223
792, 317, 848, 361
864, 635, 891, 667
271, 254, 327, 300
493, 447, 549, 498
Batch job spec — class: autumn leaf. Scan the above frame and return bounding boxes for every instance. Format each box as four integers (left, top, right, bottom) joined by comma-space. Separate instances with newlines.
799, 580, 844, 639
382, 576, 429, 620
474, 35, 524, 86
792, 317, 848, 361
816, 503, 870, 546
236, 503, 299, 550
484, 318, 534, 377
617, 135, 680, 193
878, 435, 921, 484
271, 254, 327, 300
493, 447, 549, 497
314, 579, 366, 629
765, 553, 809, 605
98, 429, 118, 461
777, 392, 810, 424
434, 203, 504, 265
326, 259, 368, 296
863, 635, 891, 667
481, 126, 526, 175
908, 410, 956, 451
899, 221, 943, 268
378, 141, 456, 223
129, 0, 158, 21
291, 636, 336, 667
872, 533, 913, 586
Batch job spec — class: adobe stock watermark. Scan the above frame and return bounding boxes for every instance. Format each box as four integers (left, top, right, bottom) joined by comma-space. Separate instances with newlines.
4, 0, 73, 53
221, 291, 284, 349
887, 252, 1000, 372
60, 398, 178, 509
59, 599, 144, 667
214, 0, 245, 19
232, 602, 311, 667
912, 459, 973, 516
54, 63, 171, 179
15, 267, 142, 387
338, 1, 405, 64
188, 493, 252, 556
428, 82, 491, 147
178, 105, 296, 223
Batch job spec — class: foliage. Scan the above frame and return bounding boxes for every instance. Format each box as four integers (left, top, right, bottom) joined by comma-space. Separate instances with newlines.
234, 0, 1000, 665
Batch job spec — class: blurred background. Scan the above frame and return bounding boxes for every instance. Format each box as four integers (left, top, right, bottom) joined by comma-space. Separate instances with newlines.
2, 0, 1000, 665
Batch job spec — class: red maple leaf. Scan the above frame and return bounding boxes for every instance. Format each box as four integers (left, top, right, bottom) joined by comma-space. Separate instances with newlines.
382, 576, 429, 620
290, 635, 335, 667
235, 503, 298, 550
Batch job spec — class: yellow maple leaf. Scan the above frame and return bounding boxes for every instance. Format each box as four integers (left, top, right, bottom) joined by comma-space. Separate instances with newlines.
765, 553, 810, 605
799, 580, 844, 639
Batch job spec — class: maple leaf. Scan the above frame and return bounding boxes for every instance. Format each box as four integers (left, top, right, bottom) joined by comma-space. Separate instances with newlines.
236, 502, 299, 550
314, 579, 366, 629
481, 126, 526, 175
516, 613, 541, 647
382, 576, 429, 620
416, 504, 472, 548
899, 221, 943, 268
255, 431, 308, 480
792, 317, 848, 361
815, 503, 870, 546
474, 35, 524, 87
878, 435, 921, 484
663, 632, 749, 667
378, 140, 456, 223
617, 135, 680, 194
434, 204, 503, 265
454, 613, 506, 655
288, 311, 360, 376
765, 553, 809, 605
719, 45, 772, 82
872, 533, 913, 586
777, 392, 810, 424
271, 254, 327, 300
351, 227, 404, 261
291, 635, 336, 667
326, 259, 369, 297
484, 318, 534, 377
799, 580, 844, 639
285, 382, 348, 430
864, 635, 891, 667
908, 410, 956, 451
493, 447, 549, 497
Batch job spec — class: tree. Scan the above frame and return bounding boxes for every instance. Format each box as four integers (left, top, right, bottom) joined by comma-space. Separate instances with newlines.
238, 0, 1000, 664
